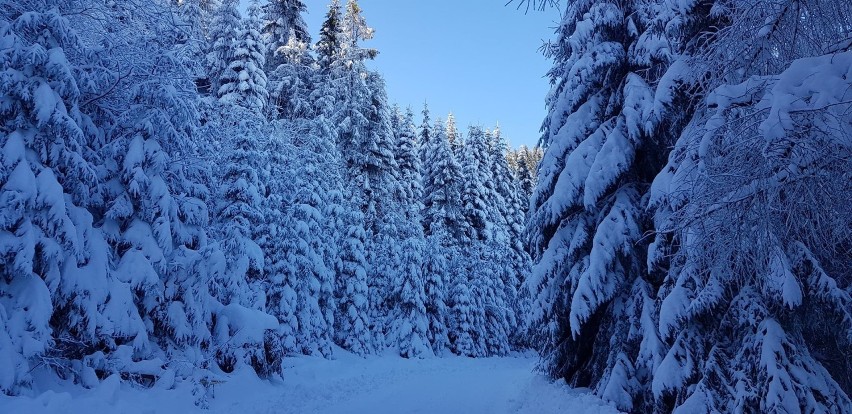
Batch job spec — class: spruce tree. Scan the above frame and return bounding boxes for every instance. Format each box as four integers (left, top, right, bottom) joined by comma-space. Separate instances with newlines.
447, 264, 476, 357
647, 1, 852, 411
422, 117, 466, 242
525, 0, 669, 409
389, 107, 430, 358
0, 6, 133, 393
267, 29, 313, 120
207, 0, 241, 97
315, 0, 343, 73
210, 111, 265, 310
262, 0, 311, 72
417, 104, 432, 169
460, 126, 492, 243
218, 2, 269, 113
422, 234, 450, 355
258, 124, 297, 365
446, 113, 462, 156
334, 205, 372, 355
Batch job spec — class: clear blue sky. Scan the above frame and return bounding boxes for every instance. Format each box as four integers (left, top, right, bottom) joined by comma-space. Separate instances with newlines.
250, 1, 559, 148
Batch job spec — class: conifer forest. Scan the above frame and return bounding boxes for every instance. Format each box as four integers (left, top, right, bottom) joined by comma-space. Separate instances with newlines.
1, 0, 850, 413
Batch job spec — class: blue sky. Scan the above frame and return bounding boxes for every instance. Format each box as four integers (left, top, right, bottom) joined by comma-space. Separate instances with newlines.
252, 1, 559, 148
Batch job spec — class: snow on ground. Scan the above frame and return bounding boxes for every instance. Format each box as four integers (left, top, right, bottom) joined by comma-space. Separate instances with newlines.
0, 350, 622, 414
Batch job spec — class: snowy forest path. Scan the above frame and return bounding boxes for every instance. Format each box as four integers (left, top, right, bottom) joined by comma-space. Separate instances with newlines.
214, 351, 622, 414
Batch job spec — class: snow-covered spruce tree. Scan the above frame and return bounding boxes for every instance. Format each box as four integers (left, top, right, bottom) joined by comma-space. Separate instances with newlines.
392, 235, 431, 358
462, 127, 515, 356
217, 1, 269, 113
474, 241, 511, 357
254, 118, 339, 362
263, 0, 314, 121
388, 107, 430, 358
334, 0, 379, 179
446, 113, 462, 156
648, 1, 852, 411
513, 146, 535, 206
208, 107, 269, 372
254, 122, 294, 372
314, 0, 343, 73
269, 121, 337, 358
90, 0, 277, 384
292, 116, 361, 357
422, 232, 450, 355
524, 0, 673, 409
447, 265, 477, 357
309, 0, 345, 128
361, 72, 408, 349
393, 107, 423, 217
207, 0, 241, 97
334, 204, 372, 355
460, 126, 493, 243
329, 0, 375, 181
651, 52, 852, 413
0, 4, 140, 393
487, 127, 527, 339
416, 108, 456, 355
261, 0, 310, 72
327, 0, 406, 348
277, 167, 333, 358
417, 104, 432, 169
103, 54, 221, 378
267, 28, 313, 120
422, 116, 466, 242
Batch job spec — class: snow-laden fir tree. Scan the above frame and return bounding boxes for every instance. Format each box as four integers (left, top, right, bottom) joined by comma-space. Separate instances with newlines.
393, 235, 431, 358
298, 119, 348, 359
262, 0, 310, 72
274, 122, 337, 358
255, 123, 294, 371
322, 1, 403, 349
647, 1, 852, 411
104, 59, 225, 374
330, 0, 377, 182
461, 127, 516, 356
417, 104, 432, 169
207, 0, 241, 97
524, 0, 671, 410
651, 53, 852, 413
393, 107, 423, 218
446, 113, 462, 156
474, 242, 511, 357
460, 126, 493, 244
447, 265, 477, 357
217, 1, 269, 113
267, 28, 313, 120
0, 4, 136, 393
422, 233, 450, 355
487, 127, 526, 335
256, 118, 339, 362
513, 147, 535, 206
314, 0, 342, 73
208, 109, 269, 372
421, 116, 466, 242
295, 117, 357, 357
333, 204, 372, 355
388, 107, 430, 358
361, 72, 408, 349
98, 0, 276, 382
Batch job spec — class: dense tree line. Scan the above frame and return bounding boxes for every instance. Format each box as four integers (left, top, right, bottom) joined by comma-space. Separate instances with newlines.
523, 0, 852, 412
0, 0, 535, 400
